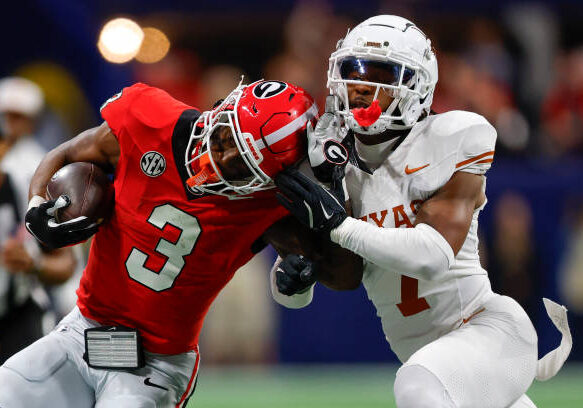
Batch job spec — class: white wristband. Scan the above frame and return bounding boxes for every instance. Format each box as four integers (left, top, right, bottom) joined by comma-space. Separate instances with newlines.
28, 195, 47, 211
270, 256, 314, 309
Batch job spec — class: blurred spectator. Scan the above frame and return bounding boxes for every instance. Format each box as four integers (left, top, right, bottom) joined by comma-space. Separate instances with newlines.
49, 244, 86, 320
434, 57, 530, 155
464, 18, 514, 86
503, 3, 559, 115
17, 62, 96, 148
0, 77, 46, 213
198, 65, 246, 111
559, 204, 583, 313
0, 77, 76, 363
433, 19, 531, 156
0, 144, 42, 364
540, 47, 583, 157
487, 192, 539, 317
133, 48, 203, 107
264, 0, 354, 107
200, 249, 277, 364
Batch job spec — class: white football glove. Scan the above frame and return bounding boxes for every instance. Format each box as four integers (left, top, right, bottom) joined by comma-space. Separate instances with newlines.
308, 95, 349, 184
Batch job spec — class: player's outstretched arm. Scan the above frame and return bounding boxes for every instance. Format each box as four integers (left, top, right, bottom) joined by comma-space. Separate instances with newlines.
330, 171, 484, 282
263, 215, 363, 291
275, 165, 485, 282
28, 121, 119, 201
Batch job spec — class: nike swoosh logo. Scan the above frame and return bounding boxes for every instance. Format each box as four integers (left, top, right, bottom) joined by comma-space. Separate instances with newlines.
320, 202, 333, 220
405, 163, 430, 174
25, 223, 43, 243
303, 200, 314, 229
144, 377, 169, 391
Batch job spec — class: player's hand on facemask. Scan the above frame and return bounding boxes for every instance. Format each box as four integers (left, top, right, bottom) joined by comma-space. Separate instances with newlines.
276, 254, 318, 296
276, 166, 347, 235
25, 195, 99, 250
308, 95, 349, 184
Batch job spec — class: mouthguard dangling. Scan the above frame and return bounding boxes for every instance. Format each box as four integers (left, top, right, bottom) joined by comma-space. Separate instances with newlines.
187, 152, 220, 187
351, 100, 382, 127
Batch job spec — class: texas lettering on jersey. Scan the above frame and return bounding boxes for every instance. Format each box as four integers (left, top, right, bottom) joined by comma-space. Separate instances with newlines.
345, 110, 497, 361
358, 200, 424, 228
77, 83, 288, 354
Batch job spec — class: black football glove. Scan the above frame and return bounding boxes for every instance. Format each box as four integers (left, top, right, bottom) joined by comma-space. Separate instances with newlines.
25, 195, 99, 250
275, 166, 347, 235
307, 95, 349, 184
276, 254, 318, 296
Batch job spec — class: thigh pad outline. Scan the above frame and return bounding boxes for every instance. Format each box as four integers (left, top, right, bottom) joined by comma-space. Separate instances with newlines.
4, 335, 68, 382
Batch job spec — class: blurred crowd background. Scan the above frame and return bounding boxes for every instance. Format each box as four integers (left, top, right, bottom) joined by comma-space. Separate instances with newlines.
1, 0, 583, 368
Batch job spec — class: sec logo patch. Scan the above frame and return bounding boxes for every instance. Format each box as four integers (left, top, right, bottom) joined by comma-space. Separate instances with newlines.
141, 151, 166, 177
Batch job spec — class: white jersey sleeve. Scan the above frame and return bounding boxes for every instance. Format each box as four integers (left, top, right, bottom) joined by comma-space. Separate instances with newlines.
454, 114, 496, 175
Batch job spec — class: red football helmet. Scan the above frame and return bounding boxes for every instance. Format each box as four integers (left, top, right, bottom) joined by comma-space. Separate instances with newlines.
185, 80, 318, 198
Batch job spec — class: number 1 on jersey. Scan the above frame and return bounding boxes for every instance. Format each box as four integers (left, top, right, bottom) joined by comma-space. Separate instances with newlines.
397, 275, 430, 317
126, 204, 200, 292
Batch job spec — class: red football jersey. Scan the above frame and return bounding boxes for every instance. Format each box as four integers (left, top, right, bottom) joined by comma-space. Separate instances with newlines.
77, 83, 288, 354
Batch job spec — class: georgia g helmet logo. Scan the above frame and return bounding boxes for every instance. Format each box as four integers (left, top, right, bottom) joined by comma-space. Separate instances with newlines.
323, 140, 348, 165
252, 81, 288, 99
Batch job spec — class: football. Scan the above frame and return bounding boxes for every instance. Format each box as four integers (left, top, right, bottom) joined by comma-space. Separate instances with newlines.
46, 162, 114, 225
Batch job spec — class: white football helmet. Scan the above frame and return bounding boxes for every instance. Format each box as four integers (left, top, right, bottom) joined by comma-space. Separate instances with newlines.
327, 15, 438, 134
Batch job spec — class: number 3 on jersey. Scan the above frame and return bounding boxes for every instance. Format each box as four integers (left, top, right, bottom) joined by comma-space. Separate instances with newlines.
126, 204, 200, 291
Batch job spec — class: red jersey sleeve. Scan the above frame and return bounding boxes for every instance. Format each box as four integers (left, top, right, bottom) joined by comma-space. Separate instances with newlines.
100, 83, 193, 145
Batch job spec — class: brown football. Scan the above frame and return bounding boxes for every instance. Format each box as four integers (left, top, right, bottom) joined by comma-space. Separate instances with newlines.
46, 162, 114, 224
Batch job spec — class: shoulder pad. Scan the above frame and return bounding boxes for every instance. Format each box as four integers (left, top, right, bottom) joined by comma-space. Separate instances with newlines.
425, 111, 496, 175
100, 83, 193, 144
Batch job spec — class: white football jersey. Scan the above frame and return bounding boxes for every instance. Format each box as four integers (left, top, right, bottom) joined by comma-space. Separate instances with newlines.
345, 110, 497, 362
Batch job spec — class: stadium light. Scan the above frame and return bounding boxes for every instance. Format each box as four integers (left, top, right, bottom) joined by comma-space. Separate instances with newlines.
136, 27, 171, 64
98, 18, 144, 64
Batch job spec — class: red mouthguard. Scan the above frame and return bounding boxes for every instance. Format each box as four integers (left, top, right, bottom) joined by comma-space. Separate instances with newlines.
351, 100, 382, 127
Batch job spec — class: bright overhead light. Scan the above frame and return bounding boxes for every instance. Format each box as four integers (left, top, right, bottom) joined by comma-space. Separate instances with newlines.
98, 18, 144, 64
136, 27, 171, 64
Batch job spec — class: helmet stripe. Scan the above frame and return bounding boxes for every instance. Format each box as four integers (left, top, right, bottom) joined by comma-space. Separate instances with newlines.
254, 103, 318, 150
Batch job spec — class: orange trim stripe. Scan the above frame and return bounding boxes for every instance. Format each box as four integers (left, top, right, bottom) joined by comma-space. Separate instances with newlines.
456, 151, 494, 168
475, 158, 494, 165
176, 346, 200, 408
458, 307, 486, 328
463, 307, 485, 324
